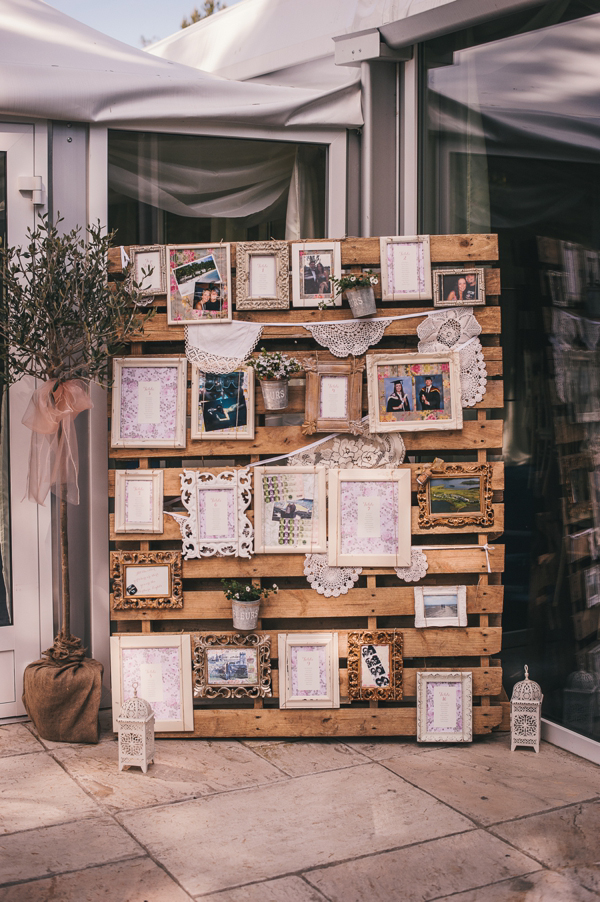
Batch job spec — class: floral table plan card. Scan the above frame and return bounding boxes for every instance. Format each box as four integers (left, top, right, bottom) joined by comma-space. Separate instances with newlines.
114, 469, 164, 534
417, 671, 473, 743
328, 468, 411, 567
193, 633, 272, 699
178, 468, 253, 559
235, 241, 290, 310
302, 356, 365, 435
366, 352, 463, 433
111, 356, 187, 448
191, 366, 255, 441
417, 461, 494, 529
414, 585, 467, 628
110, 634, 194, 732
254, 466, 327, 554
291, 241, 342, 307
130, 245, 167, 298
167, 243, 232, 324
347, 630, 403, 701
110, 550, 183, 610
278, 632, 340, 708
433, 267, 486, 307
380, 235, 432, 301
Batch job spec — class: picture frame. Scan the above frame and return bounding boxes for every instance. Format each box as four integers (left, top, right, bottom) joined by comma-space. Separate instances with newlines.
254, 466, 327, 554
366, 351, 463, 433
110, 633, 194, 732
328, 468, 411, 567
559, 453, 593, 521
417, 671, 473, 743
111, 356, 187, 449
417, 461, 494, 529
235, 241, 290, 310
347, 630, 403, 701
414, 586, 467, 628
114, 469, 164, 534
302, 355, 365, 436
178, 468, 253, 559
130, 244, 167, 297
192, 633, 272, 699
584, 564, 600, 608
190, 365, 255, 441
291, 241, 342, 308
432, 267, 486, 307
278, 632, 340, 709
167, 243, 232, 324
110, 550, 183, 610
380, 235, 432, 301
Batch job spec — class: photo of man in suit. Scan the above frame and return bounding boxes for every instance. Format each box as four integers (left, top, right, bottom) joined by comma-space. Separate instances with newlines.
419, 376, 442, 410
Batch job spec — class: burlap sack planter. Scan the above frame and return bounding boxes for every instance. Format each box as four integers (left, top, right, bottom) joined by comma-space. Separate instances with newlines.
23, 656, 104, 744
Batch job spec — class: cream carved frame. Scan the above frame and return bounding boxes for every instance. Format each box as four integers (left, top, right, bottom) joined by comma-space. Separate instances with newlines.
417, 670, 473, 743
193, 633, 272, 699
235, 241, 290, 310
130, 244, 168, 297
114, 469, 164, 534
175, 468, 253, 559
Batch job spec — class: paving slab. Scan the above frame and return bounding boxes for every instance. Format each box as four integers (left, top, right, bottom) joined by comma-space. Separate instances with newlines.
0, 815, 144, 886
0, 856, 192, 901
381, 736, 600, 825
433, 870, 600, 902
492, 800, 600, 869
559, 866, 600, 896
339, 738, 438, 762
119, 762, 473, 897
197, 876, 329, 901
244, 740, 369, 776
304, 829, 541, 902
0, 724, 44, 758
53, 739, 285, 812
0, 753, 100, 835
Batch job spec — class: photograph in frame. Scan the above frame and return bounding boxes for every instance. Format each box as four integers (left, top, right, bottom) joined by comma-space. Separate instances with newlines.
414, 586, 467, 628
110, 550, 183, 611
291, 242, 342, 308
380, 235, 432, 301
347, 630, 403, 701
254, 466, 327, 554
130, 245, 167, 297
111, 357, 187, 449
417, 462, 494, 529
433, 267, 486, 307
417, 671, 473, 743
114, 469, 164, 534
367, 352, 463, 433
167, 243, 232, 324
191, 366, 255, 441
192, 633, 272, 699
235, 241, 290, 310
278, 632, 340, 709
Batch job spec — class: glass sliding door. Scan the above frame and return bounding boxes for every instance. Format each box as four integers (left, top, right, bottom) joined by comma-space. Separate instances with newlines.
0, 151, 11, 629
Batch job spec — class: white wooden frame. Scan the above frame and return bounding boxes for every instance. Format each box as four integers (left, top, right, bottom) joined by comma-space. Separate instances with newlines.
114, 469, 164, 534
110, 633, 194, 732
328, 468, 411, 567
177, 468, 253, 559
380, 235, 432, 301
167, 242, 232, 325
254, 466, 327, 554
366, 351, 463, 433
291, 241, 342, 308
278, 632, 340, 709
414, 585, 467, 628
417, 671, 473, 743
111, 356, 187, 449
433, 267, 486, 307
190, 365, 255, 441
130, 245, 167, 297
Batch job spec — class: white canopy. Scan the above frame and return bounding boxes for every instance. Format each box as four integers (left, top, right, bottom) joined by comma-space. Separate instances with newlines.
0, 0, 362, 130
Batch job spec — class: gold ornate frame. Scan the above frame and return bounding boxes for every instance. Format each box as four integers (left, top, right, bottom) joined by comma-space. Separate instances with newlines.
192, 633, 272, 699
302, 355, 365, 436
111, 550, 183, 610
417, 461, 494, 529
235, 241, 290, 310
347, 630, 403, 701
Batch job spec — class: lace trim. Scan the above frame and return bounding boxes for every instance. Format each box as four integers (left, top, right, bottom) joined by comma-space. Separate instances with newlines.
304, 319, 393, 357
417, 308, 487, 407
395, 549, 429, 582
288, 420, 405, 469
304, 552, 362, 597
184, 326, 263, 374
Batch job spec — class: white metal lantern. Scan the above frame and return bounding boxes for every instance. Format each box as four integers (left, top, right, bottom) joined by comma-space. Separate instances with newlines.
511, 665, 543, 753
116, 682, 155, 773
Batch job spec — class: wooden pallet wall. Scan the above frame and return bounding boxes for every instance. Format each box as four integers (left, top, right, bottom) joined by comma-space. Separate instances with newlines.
108, 234, 505, 738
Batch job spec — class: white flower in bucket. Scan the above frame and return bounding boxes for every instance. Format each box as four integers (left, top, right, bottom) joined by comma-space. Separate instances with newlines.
248, 349, 302, 411
222, 579, 279, 631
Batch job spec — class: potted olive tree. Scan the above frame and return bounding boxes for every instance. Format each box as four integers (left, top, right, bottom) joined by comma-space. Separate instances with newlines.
0, 216, 151, 742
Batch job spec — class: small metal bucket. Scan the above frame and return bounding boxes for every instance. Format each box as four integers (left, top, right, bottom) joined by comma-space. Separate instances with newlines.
346, 286, 377, 318
260, 379, 289, 410
231, 598, 261, 630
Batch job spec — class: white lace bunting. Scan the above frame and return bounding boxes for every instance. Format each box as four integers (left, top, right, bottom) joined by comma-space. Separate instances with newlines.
417, 307, 487, 407
185, 322, 263, 373
303, 319, 393, 357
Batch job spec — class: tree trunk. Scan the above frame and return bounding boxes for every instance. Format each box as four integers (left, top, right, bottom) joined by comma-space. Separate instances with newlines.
60, 493, 70, 639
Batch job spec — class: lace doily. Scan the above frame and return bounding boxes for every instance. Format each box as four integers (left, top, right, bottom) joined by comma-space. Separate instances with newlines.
417, 307, 487, 407
304, 552, 362, 597
395, 549, 429, 582
304, 319, 393, 357
288, 420, 405, 469
185, 322, 263, 374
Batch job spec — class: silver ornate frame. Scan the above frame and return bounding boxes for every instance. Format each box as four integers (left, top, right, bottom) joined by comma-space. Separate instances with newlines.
130, 244, 168, 297
235, 241, 290, 310
416, 670, 473, 742
193, 633, 272, 699
173, 468, 253, 559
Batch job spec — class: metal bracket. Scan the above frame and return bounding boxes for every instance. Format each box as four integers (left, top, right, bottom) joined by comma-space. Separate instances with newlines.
18, 176, 45, 206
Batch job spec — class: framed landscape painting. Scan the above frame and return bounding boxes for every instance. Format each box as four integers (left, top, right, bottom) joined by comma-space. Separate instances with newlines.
193, 633, 272, 699
417, 462, 494, 529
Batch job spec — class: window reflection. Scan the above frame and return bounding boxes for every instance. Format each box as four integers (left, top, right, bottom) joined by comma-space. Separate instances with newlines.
0, 151, 11, 628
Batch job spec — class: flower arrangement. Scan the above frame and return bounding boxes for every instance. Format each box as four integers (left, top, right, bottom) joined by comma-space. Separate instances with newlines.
248, 349, 302, 382
221, 579, 279, 602
319, 270, 378, 309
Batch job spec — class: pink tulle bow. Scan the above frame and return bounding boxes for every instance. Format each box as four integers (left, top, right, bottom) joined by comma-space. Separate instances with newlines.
21, 379, 93, 505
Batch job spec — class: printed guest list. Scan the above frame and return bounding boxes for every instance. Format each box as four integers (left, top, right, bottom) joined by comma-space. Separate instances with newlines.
391, 242, 419, 293
433, 684, 458, 730
126, 480, 153, 526
319, 375, 348, 420
137, 381, 161, 424
250, 255, 277, 297
357, 496, 382, 538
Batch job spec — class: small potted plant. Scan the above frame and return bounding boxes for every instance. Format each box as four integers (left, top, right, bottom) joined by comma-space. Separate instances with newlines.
222, 579, 278, 630
321, 270, 379, 318
249, 348, 302, 410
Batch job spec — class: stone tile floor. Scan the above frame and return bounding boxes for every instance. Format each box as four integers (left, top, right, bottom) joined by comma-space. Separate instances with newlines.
0, 715, 598, 901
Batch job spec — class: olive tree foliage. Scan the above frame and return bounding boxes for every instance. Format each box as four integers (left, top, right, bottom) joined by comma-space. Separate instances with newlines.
0, 216, 152, 390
